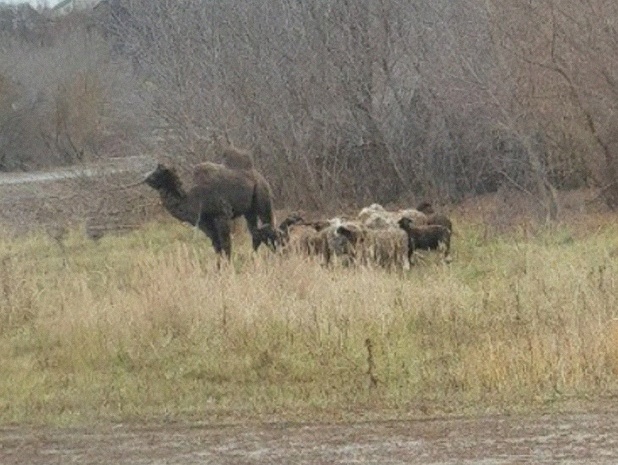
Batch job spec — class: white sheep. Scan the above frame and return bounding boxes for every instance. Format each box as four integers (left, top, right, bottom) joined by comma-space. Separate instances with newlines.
336, 222, 410, 270
358, 203, 428, 230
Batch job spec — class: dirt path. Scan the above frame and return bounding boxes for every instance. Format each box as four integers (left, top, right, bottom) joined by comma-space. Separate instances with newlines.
0, 156, 154, 186
2, 412, 617, 464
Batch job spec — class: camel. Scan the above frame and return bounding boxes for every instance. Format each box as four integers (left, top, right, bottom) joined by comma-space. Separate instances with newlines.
144, 161, 275, 259
193, 146, 276, 251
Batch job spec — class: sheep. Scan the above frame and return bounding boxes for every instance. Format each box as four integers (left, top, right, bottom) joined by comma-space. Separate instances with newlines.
321, 220, 362, 267
399, 208, 429, 226
279, 217, 350, 263
284, 223, 323, 256
254, 224, 281, 252
398, 216, 452, 264
416, 201, 453, 232
362, 211, 399, 229
336, 222, 410, 270
358, 203, 387, 222
350, 203, 436, 269
275, 212, 305, 245
255, 213, 331, 253
281, 216, 360, 266
366, 228, 409, 270
358, 203, 428, 230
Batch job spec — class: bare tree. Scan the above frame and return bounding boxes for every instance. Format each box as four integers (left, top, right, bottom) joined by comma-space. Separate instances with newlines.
83, 0, 614, 211
0, 18, 150, 169
485, 0, 618, 210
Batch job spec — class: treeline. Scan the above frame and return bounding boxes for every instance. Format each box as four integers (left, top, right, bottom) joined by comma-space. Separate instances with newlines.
1, 0, 617, 212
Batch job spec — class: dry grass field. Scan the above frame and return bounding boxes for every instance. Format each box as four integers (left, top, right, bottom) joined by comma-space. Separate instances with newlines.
0, 201, 617, 427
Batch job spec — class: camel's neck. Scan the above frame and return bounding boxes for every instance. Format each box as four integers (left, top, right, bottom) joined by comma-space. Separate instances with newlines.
157, 185, 195, 224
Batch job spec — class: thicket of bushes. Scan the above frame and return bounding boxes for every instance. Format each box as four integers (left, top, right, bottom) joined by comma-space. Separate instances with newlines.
1, 1, 617, 212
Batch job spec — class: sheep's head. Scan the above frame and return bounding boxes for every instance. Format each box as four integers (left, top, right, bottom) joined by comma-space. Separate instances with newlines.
308, 220, 331, 232
278, 213, 304, 231
336, 224, 365, 246
255, 224, 282, 252
144, 164, 179, 190
397, 216, 414, 233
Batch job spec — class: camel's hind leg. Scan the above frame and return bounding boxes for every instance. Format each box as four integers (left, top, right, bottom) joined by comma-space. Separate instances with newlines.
244, 211, 262, 251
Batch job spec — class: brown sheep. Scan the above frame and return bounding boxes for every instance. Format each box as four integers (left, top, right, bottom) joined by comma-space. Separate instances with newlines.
416, 201, 453, 232
398, 217, 452, 264
256, 212, 305, 249
264, 215, 351, 263
280, 217, 356, 266
144, 162, 275, 259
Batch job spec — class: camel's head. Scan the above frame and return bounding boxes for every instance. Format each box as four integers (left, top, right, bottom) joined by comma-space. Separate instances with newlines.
144, 164, 179, 190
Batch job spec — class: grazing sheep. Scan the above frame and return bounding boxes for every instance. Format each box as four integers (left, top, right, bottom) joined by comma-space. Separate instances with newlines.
284, 223, 323, 256
254, 212, 323, 252
279, 212, 304, 232
416, 201, 453, 232
358, 203, 427, 230
273, 216, 351, 263
336, 223, 409, 270
254, 224, 281, 252
281, 217, 357, 266
358, 203, 387, 222
321, 220, 362, 266
366, 228, 409, 269
361, 211, 397, 229
398, 217, 452, 264
269, 212, 306, 247
398, 208, 429, 227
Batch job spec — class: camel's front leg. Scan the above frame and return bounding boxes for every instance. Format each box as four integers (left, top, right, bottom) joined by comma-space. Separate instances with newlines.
199, 218, 224, 256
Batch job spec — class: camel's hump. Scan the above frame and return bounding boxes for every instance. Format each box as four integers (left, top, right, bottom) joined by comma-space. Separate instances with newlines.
193, 162, 224, 184
192, 161, 253, 186
221, 148, 254, 170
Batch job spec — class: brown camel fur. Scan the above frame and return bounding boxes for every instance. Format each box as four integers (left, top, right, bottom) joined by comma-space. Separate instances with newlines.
194, 146, 276, 251
144, 162, 275, 258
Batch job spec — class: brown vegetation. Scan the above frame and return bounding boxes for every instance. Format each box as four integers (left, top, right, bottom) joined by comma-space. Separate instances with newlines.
2, 2, 617, 215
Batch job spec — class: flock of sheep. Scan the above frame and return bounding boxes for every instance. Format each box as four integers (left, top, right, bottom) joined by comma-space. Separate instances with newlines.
258, 201, 452, 269
143, 146, 453, 269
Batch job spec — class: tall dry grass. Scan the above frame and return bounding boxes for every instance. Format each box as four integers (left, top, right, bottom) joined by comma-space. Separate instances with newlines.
0, 215, 617, 425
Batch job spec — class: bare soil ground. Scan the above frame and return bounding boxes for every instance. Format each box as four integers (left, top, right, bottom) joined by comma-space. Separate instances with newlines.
0, 157, 159, 235
2, 411, 618, 464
